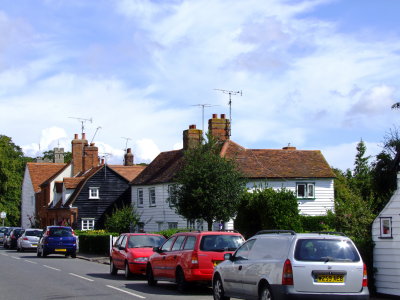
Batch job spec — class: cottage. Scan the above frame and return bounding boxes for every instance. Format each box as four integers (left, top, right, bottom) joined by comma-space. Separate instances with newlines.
131, 114, 335, 232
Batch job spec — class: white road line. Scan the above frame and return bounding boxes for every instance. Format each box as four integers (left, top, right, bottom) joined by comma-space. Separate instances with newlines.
11, 256, 21, 260
69, 273, 94, 282
106, 285, 146, 299
0, 253, 8, 256
24, 259, 37, 264
43, 265, 61, 271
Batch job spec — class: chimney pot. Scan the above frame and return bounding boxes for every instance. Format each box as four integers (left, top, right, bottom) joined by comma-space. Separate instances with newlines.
221, 114, 226, 119
82, 133, 86, 140
189, 124, 196, 129
101, 158, 105, 165
127, 148, 131, 153
74, 134, 78, 139
212, 113, 217, 118
90, 143, 95, 146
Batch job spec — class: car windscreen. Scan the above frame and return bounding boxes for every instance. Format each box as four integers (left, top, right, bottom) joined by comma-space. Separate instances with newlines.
200, 235, 244, 252
295, 238, 360, 262
13, 229, 24, 235
49, 227, 73, 237
26, 230, 42, 237
128, 235, 166, 248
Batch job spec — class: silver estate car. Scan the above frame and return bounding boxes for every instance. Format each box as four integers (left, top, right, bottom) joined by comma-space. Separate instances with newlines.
212, 230, 369, 300
17, 228, 42, 251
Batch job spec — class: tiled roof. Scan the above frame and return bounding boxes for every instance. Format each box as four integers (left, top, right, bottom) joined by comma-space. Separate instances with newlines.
131, 140, 334, 185
108, 165, 146, 182
27, 162, 67, 193
64, 177, 84, 189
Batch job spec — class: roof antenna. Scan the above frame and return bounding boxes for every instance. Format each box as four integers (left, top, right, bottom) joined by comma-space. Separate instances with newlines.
191, 104, 219, 135
68, 117, 93, 135
214, 89, 242, 137
91, 126, 102, 144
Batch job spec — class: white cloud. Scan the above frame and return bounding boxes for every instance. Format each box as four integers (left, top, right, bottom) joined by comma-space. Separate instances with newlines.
348, 85, 395, 116
135, 138, 160, 162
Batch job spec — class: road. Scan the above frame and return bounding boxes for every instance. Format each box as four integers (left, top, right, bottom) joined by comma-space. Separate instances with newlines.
0, 248, 216, 300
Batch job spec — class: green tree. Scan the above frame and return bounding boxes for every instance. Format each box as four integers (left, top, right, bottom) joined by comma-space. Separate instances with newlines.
0, 135, 32, 225
352, 139, 372, 202
168, 135, 246, 230
105, 205, 139, 234
234, 187, 302, 238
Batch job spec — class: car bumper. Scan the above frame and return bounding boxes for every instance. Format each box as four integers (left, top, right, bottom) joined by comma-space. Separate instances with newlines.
20, 241, 38, 249
270, 285, 370, 300
43, 245, 76, 254
128, 262, 147, 275
185, 268, 213, 282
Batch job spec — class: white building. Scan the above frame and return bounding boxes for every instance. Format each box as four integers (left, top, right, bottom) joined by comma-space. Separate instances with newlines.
372, 173, 400, 296
131, 114, 335, 233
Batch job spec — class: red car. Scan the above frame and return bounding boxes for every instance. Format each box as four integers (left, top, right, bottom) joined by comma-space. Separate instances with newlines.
146, 231, 245, 292
110, 233, 166, 278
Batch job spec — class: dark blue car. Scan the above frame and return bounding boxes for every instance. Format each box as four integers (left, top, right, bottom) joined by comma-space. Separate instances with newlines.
37, 226, 77, 258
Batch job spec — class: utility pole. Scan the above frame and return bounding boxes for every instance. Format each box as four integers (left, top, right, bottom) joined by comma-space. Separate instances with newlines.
191, 104, 218, 134
214, 89, 242, 137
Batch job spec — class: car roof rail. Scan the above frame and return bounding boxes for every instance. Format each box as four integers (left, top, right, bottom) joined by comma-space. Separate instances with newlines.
255, 230, 296, 235
217, 229, 239, 233
311, 231, 347, 237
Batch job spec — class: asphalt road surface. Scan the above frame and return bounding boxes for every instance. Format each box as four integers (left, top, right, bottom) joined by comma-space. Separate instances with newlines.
0, 248, 216, 300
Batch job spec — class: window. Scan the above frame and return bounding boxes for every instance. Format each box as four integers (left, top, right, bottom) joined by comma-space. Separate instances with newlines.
235, 239, 256, 260
172, 235, 186, 251
149, 187, 156, 206
161, 236, 176, 252
168, 185, 175, 207
82, 218, 95, 230
380, 217, 392, 238
137, 222, 144, 232
296, 183, 315, 199
183, 236, 196, 250
89, 187, 99, 199
168, 222, 178, 229
157, 222, 164, 231
137, 189, 144, 207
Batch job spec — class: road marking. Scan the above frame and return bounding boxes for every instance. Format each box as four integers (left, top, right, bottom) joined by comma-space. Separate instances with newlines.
24, 259, 37, 264
11, 256, 21, 260
0, 253, 8, 256
106, 285, 146, 299
43, 265, 61, 271
69, 273, 94, 282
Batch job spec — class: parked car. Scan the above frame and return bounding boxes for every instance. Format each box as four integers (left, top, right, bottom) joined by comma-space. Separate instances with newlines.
146, 231, 245, 292
110, 233, 166, 278
0, 227, 9, 244
4, 228, 24, 249
17, 228, 42, 252
37, 226, 77, 258
3, 227, 17, 248
212, 230, 369, 300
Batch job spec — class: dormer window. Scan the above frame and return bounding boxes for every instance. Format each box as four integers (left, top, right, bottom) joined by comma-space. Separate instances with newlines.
89, 187, 99, 199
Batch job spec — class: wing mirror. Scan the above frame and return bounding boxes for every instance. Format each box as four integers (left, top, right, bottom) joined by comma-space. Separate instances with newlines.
224, 253, 233, 261
153, 246, 161, 253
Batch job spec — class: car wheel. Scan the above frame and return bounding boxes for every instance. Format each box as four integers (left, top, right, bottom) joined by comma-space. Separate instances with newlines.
110, 259, 117, 275
16, 246, 20, 252
125, 262, 132, 279
146, 264, 157, 286
20, 247, 24, 252
213, 275, 230, 300
70, 252, 76, 258
37, 248, 42, 257
176, 268, 188, 293
42, 251, 48, 258
259, 283, 273, 300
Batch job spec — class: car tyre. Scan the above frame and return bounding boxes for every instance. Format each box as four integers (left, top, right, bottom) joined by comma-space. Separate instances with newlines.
37, 249, 42, 257
71, 252, 76, 258
125, 262, 133, 279
176, 268, 188, 293
110, 259, 118, 275
146, 264, 157, 286
259, 283, 273, 300
213, 274, 230, 300
42, 251, 48, 258
16, 246, 20, 252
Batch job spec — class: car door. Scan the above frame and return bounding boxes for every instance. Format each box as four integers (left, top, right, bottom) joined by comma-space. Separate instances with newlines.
115, 235, 127, 269
151, 236, 176, 278
164, 235, 187, 279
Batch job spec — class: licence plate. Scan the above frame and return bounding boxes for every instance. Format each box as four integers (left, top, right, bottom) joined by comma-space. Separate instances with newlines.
213, 261, 222, 267
55, 249, 67, 252
317, 274, 344, 283
32, 244, 37, 246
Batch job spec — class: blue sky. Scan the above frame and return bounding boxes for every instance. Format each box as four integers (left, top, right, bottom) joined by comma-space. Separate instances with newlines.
1, 0, 400, 170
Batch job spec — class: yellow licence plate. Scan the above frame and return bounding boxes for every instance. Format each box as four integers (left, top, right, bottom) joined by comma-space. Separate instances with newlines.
55, 249, 67, 252
317, 275, 344, 283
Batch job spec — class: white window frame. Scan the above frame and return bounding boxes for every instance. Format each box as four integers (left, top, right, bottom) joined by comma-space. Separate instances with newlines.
137, 188, 144, 207
168, 185, 175, 207
89, 187, 100, 199
168, 222, 178, 229
81, 218, 95, 231
380, 217, 392, 238
149, 187, 156, 207
296, 182, 315, 199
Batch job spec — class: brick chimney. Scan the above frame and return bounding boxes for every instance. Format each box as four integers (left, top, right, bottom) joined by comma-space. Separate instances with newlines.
83, 142, 99, 172
71, 133, 87, 176
53, 147, 64, 163
208, 114, 230, 141
183, 124, 202, 150
124, 148, 134, 166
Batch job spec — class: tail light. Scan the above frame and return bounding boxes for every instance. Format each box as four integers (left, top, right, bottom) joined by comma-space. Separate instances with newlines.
11, 235, 15, 239
23, 237, 28, 241
191, 251, 199, 268
362, 263, 368, 287
72, 230, 76, 236
282, 259, 294, 285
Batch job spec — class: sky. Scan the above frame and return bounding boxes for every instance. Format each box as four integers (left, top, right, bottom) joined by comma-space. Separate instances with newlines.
1, 0, 400, 171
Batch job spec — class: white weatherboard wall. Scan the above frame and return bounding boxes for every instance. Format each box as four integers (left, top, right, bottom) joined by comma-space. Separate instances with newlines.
21, 166, 35, 228
372, 173, 400, 296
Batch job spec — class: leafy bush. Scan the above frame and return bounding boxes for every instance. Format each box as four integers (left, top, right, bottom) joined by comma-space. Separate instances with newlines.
78, 232, 114, 255
300, 215, 335, 232
152, 228, 191, 238
105, 205, 139, 234
75, 230, 118, 236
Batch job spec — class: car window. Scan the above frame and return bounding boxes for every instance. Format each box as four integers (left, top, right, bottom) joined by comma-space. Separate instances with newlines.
128, 235, 166, 248
26, 230, 42, 237
234, 239, 256, 260
294, 239, 360, 262
114, 235, 123, 247
183, 236, 196, 250
120, 236, 127, 248
171, 235, 186, 251
161, 236, 176, 252
49, 227, 73, 237
200, 235, 244, 252
249, 236, 292, 260
0, 228, 7, 233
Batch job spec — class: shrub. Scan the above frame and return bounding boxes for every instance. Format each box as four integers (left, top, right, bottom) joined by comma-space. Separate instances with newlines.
300, 215, 335, 232
152, 228, 191, 238
78, 232, 114, 255
105, 205, 139, 234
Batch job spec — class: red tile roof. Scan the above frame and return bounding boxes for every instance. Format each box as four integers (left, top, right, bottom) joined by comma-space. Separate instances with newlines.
131, 140, 334, 185
108, 165, 146, 182
63, 177, 84, 189
27, 163, 67, 193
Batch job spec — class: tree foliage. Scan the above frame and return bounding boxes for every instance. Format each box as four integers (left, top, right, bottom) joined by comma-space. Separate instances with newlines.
42, 149, 72, 163
234, 187, 302, 238
168, 135, 246, 230
105, 205, 139, 234
0, 135, 32, 226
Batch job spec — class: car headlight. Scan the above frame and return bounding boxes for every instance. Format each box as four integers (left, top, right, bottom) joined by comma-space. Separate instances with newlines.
133, 257, 148, 263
